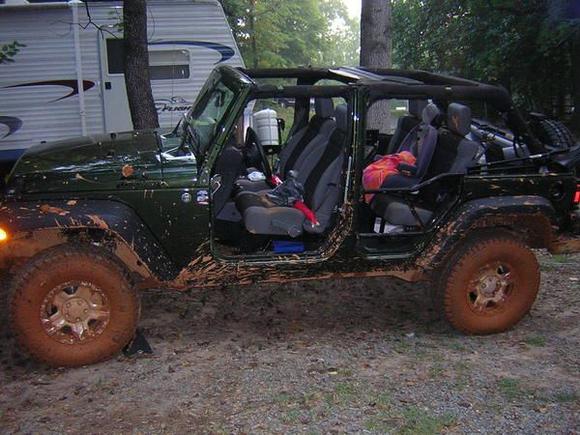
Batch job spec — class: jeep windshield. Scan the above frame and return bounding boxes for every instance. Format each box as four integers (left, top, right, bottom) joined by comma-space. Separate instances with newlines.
179, 67, 250, 165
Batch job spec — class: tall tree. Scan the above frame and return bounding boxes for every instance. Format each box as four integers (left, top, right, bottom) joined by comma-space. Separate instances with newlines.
320, 0, 360, 66
360, 0, 392, 68
220, 0, 356, 68
391, 0, 579, 134
123, 0, 159, 130
360, 0, 392, 132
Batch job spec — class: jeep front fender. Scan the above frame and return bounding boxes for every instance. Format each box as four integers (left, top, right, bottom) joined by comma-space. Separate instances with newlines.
0, 200, 178, 281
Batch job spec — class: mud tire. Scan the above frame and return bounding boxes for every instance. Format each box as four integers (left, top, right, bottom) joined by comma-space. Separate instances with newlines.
9, 245, 139, 367
530, 118, 576, 150
435, 233, 540, 335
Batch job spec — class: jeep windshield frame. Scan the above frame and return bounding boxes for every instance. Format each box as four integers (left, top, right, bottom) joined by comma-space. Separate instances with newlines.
183, 66, 252, 167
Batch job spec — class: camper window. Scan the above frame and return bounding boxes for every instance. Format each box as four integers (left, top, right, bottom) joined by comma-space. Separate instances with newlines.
149, 50, 190, 80
106, 39, 124, 74
105, 39, 190, 80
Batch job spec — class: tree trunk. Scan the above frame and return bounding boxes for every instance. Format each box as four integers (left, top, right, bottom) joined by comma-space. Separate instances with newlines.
360, 0, 392, 68
360, 0, 392, 133
249, 0, 258, 68
123, 0, 159, 130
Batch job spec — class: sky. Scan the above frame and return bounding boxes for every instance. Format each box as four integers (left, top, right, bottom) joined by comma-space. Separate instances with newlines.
343, 0, 362, 18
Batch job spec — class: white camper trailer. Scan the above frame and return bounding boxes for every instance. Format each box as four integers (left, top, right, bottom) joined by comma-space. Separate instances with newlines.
0, 0, 244, 162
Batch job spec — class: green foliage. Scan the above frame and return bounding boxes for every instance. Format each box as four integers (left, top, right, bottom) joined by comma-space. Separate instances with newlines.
0, 41, 25, 64
220, 0, 359, 68
498, 377, 526, 400
391, 0, 580, 117
398, 406, 456, 435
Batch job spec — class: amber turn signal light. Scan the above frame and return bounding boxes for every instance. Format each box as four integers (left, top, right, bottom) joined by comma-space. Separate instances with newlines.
0, 228, 8, 242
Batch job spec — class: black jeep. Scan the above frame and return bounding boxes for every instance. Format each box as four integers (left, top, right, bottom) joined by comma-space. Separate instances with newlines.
1, 66, 578, 367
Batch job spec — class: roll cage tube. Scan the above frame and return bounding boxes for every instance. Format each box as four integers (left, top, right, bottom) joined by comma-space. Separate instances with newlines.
365, 85, 543, 154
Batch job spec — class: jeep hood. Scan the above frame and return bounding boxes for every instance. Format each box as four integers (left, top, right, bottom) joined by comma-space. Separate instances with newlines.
7, 131, 163, 194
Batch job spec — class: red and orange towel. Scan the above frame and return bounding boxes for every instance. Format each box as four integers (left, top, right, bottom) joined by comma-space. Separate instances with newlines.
362, 151, 416, 203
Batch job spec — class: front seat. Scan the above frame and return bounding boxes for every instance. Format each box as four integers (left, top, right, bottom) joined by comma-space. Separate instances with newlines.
235, 105, 348, 238
237, 98, 337, 192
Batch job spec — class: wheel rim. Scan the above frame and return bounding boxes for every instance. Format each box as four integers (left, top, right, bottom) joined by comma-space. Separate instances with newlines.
467, 262, 515, 314
40, 281, 110, 345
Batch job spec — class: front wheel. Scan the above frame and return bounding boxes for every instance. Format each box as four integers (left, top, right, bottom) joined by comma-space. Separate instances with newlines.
9, 245, 140, 367
435, 233, 540, 334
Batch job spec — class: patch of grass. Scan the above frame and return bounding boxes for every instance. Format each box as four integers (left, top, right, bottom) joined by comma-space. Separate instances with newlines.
339, 367, 353, 377
334, 382, 357, 403
398, 407, 456, 435
428, 363, 445, 379
550, 254, 568, 263
553, 391, 577, 403
274, 391, 293, 404
452, 361, 471, 390
281, 408, 301, 425
299, 391, 323, 408
364, 411, 396, 433
524, 335, 546, 347
498, 377, 525, 400
393, 340, 412, 354
375, 391, 392, 408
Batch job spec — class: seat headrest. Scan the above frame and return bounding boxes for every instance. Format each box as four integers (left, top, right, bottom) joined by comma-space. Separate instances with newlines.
421, 103, 440, 126
334, 104, 348, 132
315, 98, 334, 119
447, 103, 471, 136
409, 100, 428, 118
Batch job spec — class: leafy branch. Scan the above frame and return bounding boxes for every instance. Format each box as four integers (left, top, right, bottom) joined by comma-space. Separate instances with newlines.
0, 41, 26, 64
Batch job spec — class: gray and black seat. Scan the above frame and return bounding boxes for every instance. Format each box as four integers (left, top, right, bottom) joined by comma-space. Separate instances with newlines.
235, 105, 348, 238
425, 103, 480, 178
385, 99, 428, 155
238, 98, 337, 191
371, 103, 479, 228
373, 103, 440, 190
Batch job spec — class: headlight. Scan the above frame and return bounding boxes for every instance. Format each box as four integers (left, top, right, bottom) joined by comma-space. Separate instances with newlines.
0, 228, 8, 242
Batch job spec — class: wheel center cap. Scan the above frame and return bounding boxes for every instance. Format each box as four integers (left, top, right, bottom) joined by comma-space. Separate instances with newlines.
63, 297, 90, 322
480, 276, 498, 296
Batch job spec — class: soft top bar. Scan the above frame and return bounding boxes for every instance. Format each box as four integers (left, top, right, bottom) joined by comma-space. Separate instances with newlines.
252, 85, 351, 99
367, 83, 512, 111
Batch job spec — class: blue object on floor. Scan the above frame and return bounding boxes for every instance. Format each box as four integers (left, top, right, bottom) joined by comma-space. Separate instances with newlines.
273, 240, 305, 253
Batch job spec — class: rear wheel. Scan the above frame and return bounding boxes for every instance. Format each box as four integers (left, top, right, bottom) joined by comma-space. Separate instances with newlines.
435, 233, 540, 334
9, 246, 139, 367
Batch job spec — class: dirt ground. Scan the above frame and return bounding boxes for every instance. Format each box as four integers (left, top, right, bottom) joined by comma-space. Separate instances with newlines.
1, 253, 578, 434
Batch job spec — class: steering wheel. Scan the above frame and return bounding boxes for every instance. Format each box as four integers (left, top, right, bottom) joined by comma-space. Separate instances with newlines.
244, 127, 273, 180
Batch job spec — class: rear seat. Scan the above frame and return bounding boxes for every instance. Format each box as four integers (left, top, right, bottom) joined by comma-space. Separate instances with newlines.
371, 103, 479, 228
385, 99, 428, 155
425, 103, 480, 178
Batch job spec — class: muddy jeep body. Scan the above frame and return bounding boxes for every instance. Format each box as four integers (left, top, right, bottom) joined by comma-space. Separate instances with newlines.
1, 66, 579, 366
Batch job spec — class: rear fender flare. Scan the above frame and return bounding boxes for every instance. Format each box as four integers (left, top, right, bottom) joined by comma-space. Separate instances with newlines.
418, 195, 557, 271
